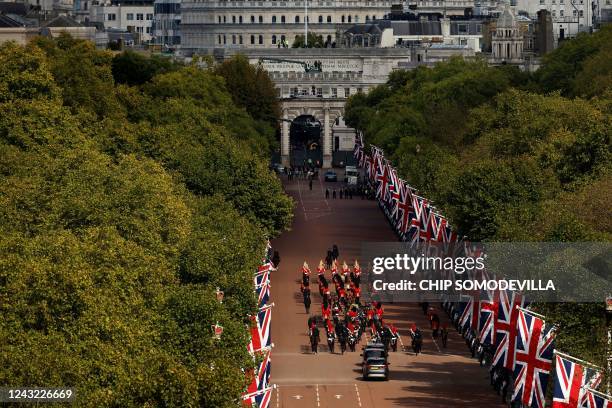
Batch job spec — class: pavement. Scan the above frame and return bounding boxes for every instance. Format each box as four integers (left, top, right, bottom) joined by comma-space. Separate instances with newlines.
269, 172, 505, 408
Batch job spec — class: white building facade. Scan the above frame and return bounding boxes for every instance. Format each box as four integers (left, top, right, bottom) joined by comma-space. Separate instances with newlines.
90, 2, 154, 42
515, 0, 594, 44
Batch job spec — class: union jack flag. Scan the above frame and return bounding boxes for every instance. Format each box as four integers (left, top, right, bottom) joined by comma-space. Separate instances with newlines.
376, 161, 391, 202
459, 294, 480, 331
247, 306, 272, 353
418, 199, 433, 241
389, 174, 405, 221
580, 390, 611, 408
255, 386, 273, 408
429, 212, 446, 242
478, 289, 499, 345
254, 270, 270, 308
512, 309, 556, 408
396, 186, 415, 236
492, 290, 525, 369
246, 350, 271, 395
553, 354, 603, 408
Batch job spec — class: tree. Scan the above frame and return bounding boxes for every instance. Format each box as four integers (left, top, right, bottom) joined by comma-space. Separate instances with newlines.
111, 50, 181, 86
292, 33, 325, 48
215, 54, 281, 129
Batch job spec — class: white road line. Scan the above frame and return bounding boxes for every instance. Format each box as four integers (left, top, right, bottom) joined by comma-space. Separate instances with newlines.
354, 383, 363, 407
295, 177, 308, 221
276, 385, 280, 408
315, 384, 320, 407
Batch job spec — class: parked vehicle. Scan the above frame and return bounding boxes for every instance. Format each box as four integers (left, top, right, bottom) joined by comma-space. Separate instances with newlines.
324, 171, 338, 182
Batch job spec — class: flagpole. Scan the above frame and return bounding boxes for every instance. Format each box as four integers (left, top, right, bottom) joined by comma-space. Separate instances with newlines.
242, 384, 277, 400
553, 350, 603, 369
516, 306, 546, 320
582, 386, 612, 400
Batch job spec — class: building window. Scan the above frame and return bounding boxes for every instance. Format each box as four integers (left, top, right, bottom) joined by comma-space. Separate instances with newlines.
341, 15, 345, 23
250, 35, 255, 44
107, 13, 116, 21
281, 15, 285, 23
137, 26, 143, 33
317, 88, 322, 97
259, 16, 263, 23
560, 10, 564, 16
259, 35, 263, 44
372, 15, 376, 20
251, 15, 255, 23
218, 16, 222, 23
331, 88, 337, 97
223, 16, 226, 23
239, 35, 243, 44
232, 15, 236, 23
218, 34, 222, 44
146, 13, 153, 20
295, 15, 299, 23
137, 13, 143, 20
365, 15, 369, 21
272, 15, 276, 23
344, 88, 350, 97
318, 15, 323, 23
327, 16, 331, 23
127, 13, 134, 20
232, 34, 236, 44
348, 15, 351, 23
146, 26, 151, 33
272, 34, 277, 44
239, 16, 243, 23
579, 10, 584, 17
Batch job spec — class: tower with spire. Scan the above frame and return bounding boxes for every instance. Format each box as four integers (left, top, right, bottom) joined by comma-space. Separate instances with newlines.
492, 0, 524, 62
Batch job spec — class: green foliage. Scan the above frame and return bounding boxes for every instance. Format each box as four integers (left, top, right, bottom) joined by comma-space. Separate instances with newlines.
215, 54, 281, 128
292, 33, 325, 48
536, 25, 612, 97
0, 36, 291, 406
111, 50, 181, 86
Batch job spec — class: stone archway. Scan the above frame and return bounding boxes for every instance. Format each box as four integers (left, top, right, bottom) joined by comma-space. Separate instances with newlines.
280, 100, 344, 168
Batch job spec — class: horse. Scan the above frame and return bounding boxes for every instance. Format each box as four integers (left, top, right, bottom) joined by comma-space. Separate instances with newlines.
326, 328, 335, 354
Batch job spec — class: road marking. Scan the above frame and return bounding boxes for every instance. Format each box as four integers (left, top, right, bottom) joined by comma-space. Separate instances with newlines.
292, 395, 303, 400
295, 178, 308, 221
334, 394, 343, 399
354, 384, 362, 407
315, 384, 320, 407
276, 385, 280, 408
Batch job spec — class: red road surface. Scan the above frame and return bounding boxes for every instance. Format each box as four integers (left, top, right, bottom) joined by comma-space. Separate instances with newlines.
270, 173, 504, 407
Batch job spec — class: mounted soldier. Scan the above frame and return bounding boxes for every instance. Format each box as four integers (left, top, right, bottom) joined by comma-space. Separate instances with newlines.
351, 260, 361, 287
302, 284, 311, 314
316, 260, 326, 279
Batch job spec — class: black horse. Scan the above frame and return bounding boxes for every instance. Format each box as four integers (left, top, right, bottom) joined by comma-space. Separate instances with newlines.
336, 323, 348, 354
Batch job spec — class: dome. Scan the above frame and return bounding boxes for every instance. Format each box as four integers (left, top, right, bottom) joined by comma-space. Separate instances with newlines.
497, 4, 517, 28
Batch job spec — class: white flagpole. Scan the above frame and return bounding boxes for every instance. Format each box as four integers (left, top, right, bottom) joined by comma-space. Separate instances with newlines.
553, 350, 603, 369
242, 384, 277, 400
516, 306, 546, 320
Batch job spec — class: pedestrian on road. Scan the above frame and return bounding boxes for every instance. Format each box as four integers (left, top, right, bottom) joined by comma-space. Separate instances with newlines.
339, 189, 343, 199
272, 251, 280, 268
441, 324, 448, 348
309, 179, 313, 190
344, 188, 349, 199
325, 188, 329, 199
349, 189, 353, 199
332, 189, 336, 199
